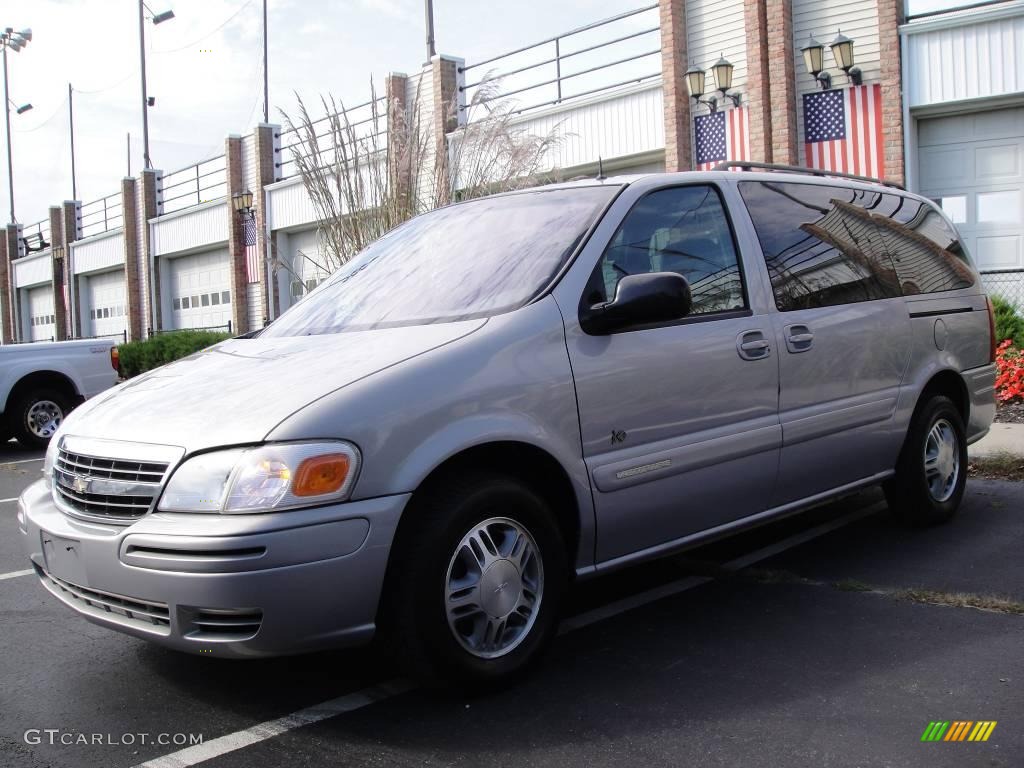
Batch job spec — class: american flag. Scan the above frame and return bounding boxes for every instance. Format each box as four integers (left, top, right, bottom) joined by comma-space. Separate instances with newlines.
244, 214, 259, 283
803, 84, 884, 179
694, 107, 750, 171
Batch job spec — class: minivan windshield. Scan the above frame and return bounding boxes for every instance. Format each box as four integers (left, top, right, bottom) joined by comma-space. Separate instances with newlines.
262, 186, 618, 336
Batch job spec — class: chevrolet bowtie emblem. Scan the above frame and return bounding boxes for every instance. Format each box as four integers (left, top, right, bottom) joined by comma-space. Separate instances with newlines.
72, 476, 89, 494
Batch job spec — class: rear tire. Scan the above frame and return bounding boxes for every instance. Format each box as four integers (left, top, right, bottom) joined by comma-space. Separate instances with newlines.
9, 388, 69, 449
884, 394, 967, 526
381, 471, 567, 688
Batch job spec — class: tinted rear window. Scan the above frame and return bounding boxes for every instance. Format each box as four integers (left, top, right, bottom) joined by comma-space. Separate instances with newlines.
739, 181, 974, 311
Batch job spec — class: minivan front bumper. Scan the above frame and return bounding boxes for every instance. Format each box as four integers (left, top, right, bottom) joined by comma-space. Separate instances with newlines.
18, 479, 408, 658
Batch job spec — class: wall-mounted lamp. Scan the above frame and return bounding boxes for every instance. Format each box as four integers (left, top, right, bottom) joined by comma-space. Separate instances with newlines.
802, 31, 862, 89
685, 55, 741, 113
232, 190, 254, 215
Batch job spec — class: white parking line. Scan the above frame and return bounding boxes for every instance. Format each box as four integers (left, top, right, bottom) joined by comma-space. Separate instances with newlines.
0, 457, 44, 465
135, 680, 414, 768
0, 497, 19, 504
0, 569, 33, 581
133, 501, 883, 768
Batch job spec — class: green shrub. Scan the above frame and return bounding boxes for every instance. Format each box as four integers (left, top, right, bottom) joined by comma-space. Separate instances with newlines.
991, 295, 1024, 348
118, 331, 232, 378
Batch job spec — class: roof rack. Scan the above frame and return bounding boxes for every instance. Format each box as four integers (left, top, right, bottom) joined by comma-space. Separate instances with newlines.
711, 161, 905, 190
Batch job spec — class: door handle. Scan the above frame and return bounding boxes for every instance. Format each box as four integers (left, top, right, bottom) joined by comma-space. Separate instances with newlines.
736, 330, 771, 361
784, 324, 814, 353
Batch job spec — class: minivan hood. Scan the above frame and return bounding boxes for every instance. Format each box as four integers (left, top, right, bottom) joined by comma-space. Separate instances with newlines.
67, 320, 486, 452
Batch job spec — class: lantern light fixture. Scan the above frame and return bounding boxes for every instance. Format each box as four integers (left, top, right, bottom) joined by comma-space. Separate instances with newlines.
686, 55, 741, 113
232, 190, 254, 214
802, 31, 862, 89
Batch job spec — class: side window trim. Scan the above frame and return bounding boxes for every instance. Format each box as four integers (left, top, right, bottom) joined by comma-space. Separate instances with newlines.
578, 182, 752, 332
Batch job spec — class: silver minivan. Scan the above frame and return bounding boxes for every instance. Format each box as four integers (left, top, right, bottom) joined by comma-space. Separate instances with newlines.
19, 168, 997, 685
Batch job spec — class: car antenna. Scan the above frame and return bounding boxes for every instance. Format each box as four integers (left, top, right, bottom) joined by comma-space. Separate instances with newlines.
596, 156, 605, 181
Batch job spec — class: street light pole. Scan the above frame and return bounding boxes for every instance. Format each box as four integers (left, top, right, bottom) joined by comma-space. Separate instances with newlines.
425, 0, 436, 59
2, 43, 13, 222
262, 0, 268, 123
68, 83, 77, 200
138, 0, 152, 169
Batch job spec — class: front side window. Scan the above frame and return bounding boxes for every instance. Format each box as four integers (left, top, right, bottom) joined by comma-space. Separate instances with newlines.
585, 185, 746, 315
739, 181, 903, 311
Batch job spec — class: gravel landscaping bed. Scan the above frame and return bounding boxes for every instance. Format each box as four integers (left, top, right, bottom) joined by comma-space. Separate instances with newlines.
995, 400, 1024, 424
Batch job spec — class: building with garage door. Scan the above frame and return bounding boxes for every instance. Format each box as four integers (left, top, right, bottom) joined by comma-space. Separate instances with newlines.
901, 0, 1024, 304
3, 0, 1024, 344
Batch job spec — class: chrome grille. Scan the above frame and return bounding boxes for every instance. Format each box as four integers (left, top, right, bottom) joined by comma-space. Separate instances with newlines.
37, 566, 171, 634
53, 445, 170, 524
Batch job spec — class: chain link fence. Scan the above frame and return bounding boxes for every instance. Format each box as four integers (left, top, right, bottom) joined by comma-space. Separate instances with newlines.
980, 270, 1024, 308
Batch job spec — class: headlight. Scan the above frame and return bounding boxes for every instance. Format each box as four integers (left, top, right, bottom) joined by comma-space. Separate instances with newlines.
157, 441, 360, 514
43, 435, 61, 490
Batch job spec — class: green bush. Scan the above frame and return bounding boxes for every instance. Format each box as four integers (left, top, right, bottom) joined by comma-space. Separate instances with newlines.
118, 331, 232, 378
991, 295, 1024, 348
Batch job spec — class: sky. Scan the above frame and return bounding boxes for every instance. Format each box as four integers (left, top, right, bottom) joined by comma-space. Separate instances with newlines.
3, 0, 645, 230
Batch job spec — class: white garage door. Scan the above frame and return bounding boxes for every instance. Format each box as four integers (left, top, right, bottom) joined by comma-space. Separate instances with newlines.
27, 286, 55, 342
917, 107, 1024, 272
85, 269, 127, 339
167, 249, 233, 330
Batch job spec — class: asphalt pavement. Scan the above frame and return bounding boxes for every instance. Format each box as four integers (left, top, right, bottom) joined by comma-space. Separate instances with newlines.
1, 437, 1020, 768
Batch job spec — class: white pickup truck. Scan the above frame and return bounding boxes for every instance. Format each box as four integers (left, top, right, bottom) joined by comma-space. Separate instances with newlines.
1, 340, 120, 448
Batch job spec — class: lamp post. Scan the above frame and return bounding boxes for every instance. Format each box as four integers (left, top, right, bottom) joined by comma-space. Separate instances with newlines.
137, 3, 174, 169
1, 26, 32, 224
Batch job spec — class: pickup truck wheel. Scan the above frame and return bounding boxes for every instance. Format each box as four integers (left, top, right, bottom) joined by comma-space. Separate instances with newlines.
884, 395, 967, 526
383, 472, 567, 688
10, 388, 69, 448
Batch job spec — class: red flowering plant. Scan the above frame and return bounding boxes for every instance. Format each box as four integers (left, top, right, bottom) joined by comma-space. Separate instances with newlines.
995, 340, 1024, 403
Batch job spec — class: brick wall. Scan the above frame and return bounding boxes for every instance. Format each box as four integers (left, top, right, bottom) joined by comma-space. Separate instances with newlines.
0, 233, 10, 344
431, 56, 459, 205
225, 136, 249, 335
121, 177, 144, 342
877, 0, 905, 185
253, 124, 277, 325
48, 206, 67, 341
744, 0, 773, 163
767, 0, 799, 165
659, 0, 692, 172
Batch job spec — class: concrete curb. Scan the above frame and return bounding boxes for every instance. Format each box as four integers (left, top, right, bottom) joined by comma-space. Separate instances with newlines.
968, 422, 1024, 459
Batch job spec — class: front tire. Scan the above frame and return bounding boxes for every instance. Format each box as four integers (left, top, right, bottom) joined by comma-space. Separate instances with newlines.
382, 471, 567, 687
9, 388, 69, 449
884, 394, 967, 526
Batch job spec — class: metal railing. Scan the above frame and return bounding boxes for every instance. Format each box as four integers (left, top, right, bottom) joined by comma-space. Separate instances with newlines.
275, 95, 389, 180
158, 154, 228, 215
20, 219, 52, 256
80, 192, 124, 238
459, 3, 661, 117
73, 330, 128, 344
147, 321, 233, 336
982, 269, 1024, 308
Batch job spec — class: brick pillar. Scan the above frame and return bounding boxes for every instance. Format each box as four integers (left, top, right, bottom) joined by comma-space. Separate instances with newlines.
744, 0, 773, 163
659, 0, 692, 172
225, 135, 249, 336
0, 232, 11, 344
253, 124, 278, 324
878, 0, 905, 185
121, 177, 144, 341
138, 169, 160, 335
5, 225, 21, 341
61, 201, 80, 337
48, 206, 68, 341
386, 73, 411, 209
431, 55, 459, 205
766, 0, 799, 165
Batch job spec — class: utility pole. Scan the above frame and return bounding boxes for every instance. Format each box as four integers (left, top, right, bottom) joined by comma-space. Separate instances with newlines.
2, 43, 13, 222
262, 0, 269, 123
138, 0, 152, 168
68, 83, 77, 200
127, 132, 131, 176
425, 0, 436, 59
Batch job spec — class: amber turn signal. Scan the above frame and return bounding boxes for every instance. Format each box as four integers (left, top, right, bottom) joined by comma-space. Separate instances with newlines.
292, 453, 350, 496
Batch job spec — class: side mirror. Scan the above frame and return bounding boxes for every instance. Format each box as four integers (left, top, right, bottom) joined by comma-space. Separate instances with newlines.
580, 272, 692, 335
